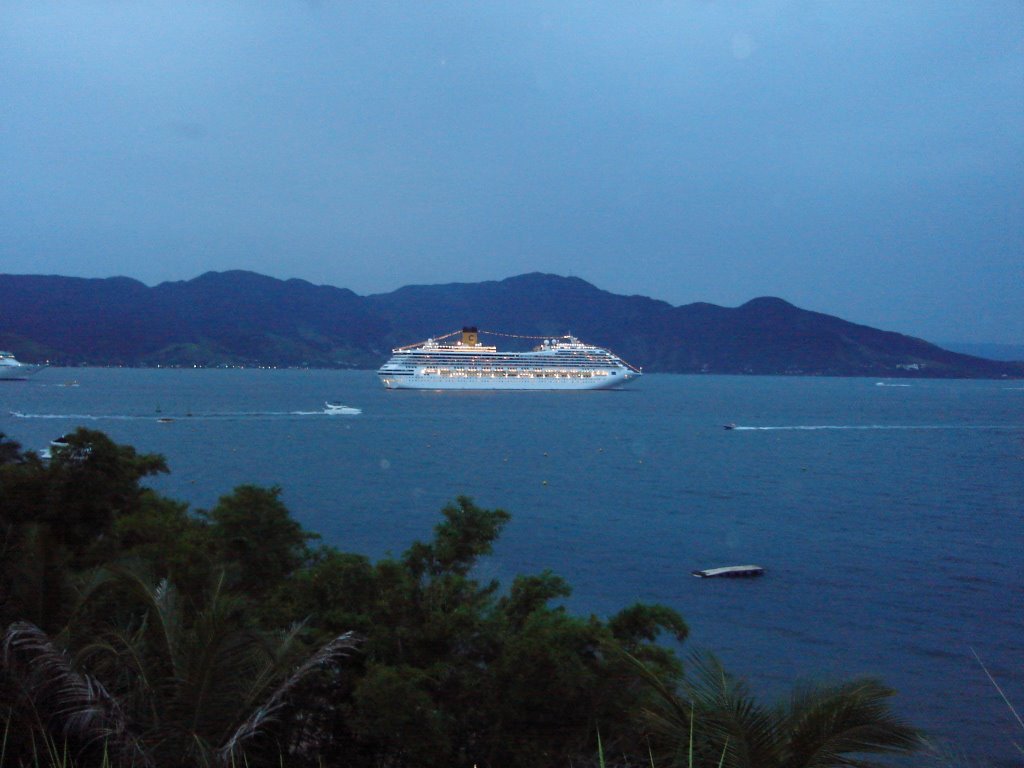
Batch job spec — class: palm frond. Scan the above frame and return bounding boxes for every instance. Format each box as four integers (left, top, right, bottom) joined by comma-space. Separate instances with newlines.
74, 567, 182, 677
780, 678, 919, 767
676, 651, 779, 768
172, 579, 272, 743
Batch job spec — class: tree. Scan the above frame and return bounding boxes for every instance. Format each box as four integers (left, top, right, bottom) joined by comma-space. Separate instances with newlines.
403, 495, 511, 579
201, 485, 317, 598
0, 428, 168, 631
0, 431, 23, 466
47, 428, 168, 561
263, 496, 691, 768
113, 491, 216, 598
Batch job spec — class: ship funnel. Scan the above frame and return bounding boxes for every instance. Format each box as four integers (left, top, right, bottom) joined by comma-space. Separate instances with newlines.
461, 327, 479, 347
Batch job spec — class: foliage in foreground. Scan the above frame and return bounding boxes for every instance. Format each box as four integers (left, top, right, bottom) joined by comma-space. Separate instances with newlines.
631, 650, 919, 768
0, 429, 919, 768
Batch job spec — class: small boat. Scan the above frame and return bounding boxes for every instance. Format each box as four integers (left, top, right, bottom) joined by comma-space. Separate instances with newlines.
324, 401, 361, 415
692, 565, 764, 579
157, 417, 175, 423
723, 423, 737, 430
39, 436, 73, 461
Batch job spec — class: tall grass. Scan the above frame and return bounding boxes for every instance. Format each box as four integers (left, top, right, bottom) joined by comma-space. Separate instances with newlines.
0, 732, 113, 768
971, 647, 1024, 750
917, 648, 1023, 767
594, 718, 729, 768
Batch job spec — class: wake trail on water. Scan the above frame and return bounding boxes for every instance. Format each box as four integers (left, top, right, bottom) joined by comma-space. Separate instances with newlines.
7, 410, 356, 421
731, 424, 1022, 431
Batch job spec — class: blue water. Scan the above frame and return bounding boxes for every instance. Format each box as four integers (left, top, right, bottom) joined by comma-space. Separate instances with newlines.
3, 370, 1023, 763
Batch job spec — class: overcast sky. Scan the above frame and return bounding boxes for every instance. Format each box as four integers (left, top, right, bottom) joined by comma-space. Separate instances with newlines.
1, 2, 1021, 343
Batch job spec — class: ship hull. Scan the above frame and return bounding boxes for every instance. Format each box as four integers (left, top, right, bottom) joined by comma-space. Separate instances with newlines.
0, 365, 45, 381
378, 372, 638, 390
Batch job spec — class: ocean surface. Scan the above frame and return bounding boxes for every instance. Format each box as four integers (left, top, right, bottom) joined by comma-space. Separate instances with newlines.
3, 369, 1022, 763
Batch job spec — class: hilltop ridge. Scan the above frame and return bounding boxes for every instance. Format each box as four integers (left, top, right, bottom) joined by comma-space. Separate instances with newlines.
0, 272, 1019, 378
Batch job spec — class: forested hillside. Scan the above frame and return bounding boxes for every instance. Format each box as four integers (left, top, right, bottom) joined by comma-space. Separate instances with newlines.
1, 271, 1019, 377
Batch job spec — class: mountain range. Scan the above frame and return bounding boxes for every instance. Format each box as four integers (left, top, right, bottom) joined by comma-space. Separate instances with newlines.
0, 271, 1019, 378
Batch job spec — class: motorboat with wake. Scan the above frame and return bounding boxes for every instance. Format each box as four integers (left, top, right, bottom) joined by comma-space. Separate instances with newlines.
325, 401, 361, 415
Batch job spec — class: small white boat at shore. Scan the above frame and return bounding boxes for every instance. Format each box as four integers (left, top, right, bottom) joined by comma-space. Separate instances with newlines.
325, 401, 361, 415
39, 436, 72, 461
692, 565, 764, 579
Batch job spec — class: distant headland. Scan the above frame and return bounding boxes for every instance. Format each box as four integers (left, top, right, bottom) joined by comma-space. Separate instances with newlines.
0, 271, 1020, 378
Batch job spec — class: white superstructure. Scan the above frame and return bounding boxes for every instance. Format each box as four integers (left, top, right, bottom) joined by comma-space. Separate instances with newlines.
378, 328, 641, 390
0, 351, 45, 381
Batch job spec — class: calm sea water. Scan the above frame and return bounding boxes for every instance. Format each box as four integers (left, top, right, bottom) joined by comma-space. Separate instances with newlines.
3, 369, 1023, 763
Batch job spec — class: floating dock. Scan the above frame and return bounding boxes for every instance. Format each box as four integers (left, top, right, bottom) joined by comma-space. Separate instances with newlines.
692, 565, 764, 579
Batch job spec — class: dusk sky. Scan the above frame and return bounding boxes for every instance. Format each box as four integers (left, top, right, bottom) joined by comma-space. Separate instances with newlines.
1, 2, 1021, 343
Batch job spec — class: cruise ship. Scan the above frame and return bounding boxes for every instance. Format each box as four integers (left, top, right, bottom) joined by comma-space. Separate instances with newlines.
377, 328, 641, 390
0, 351, 46, 381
